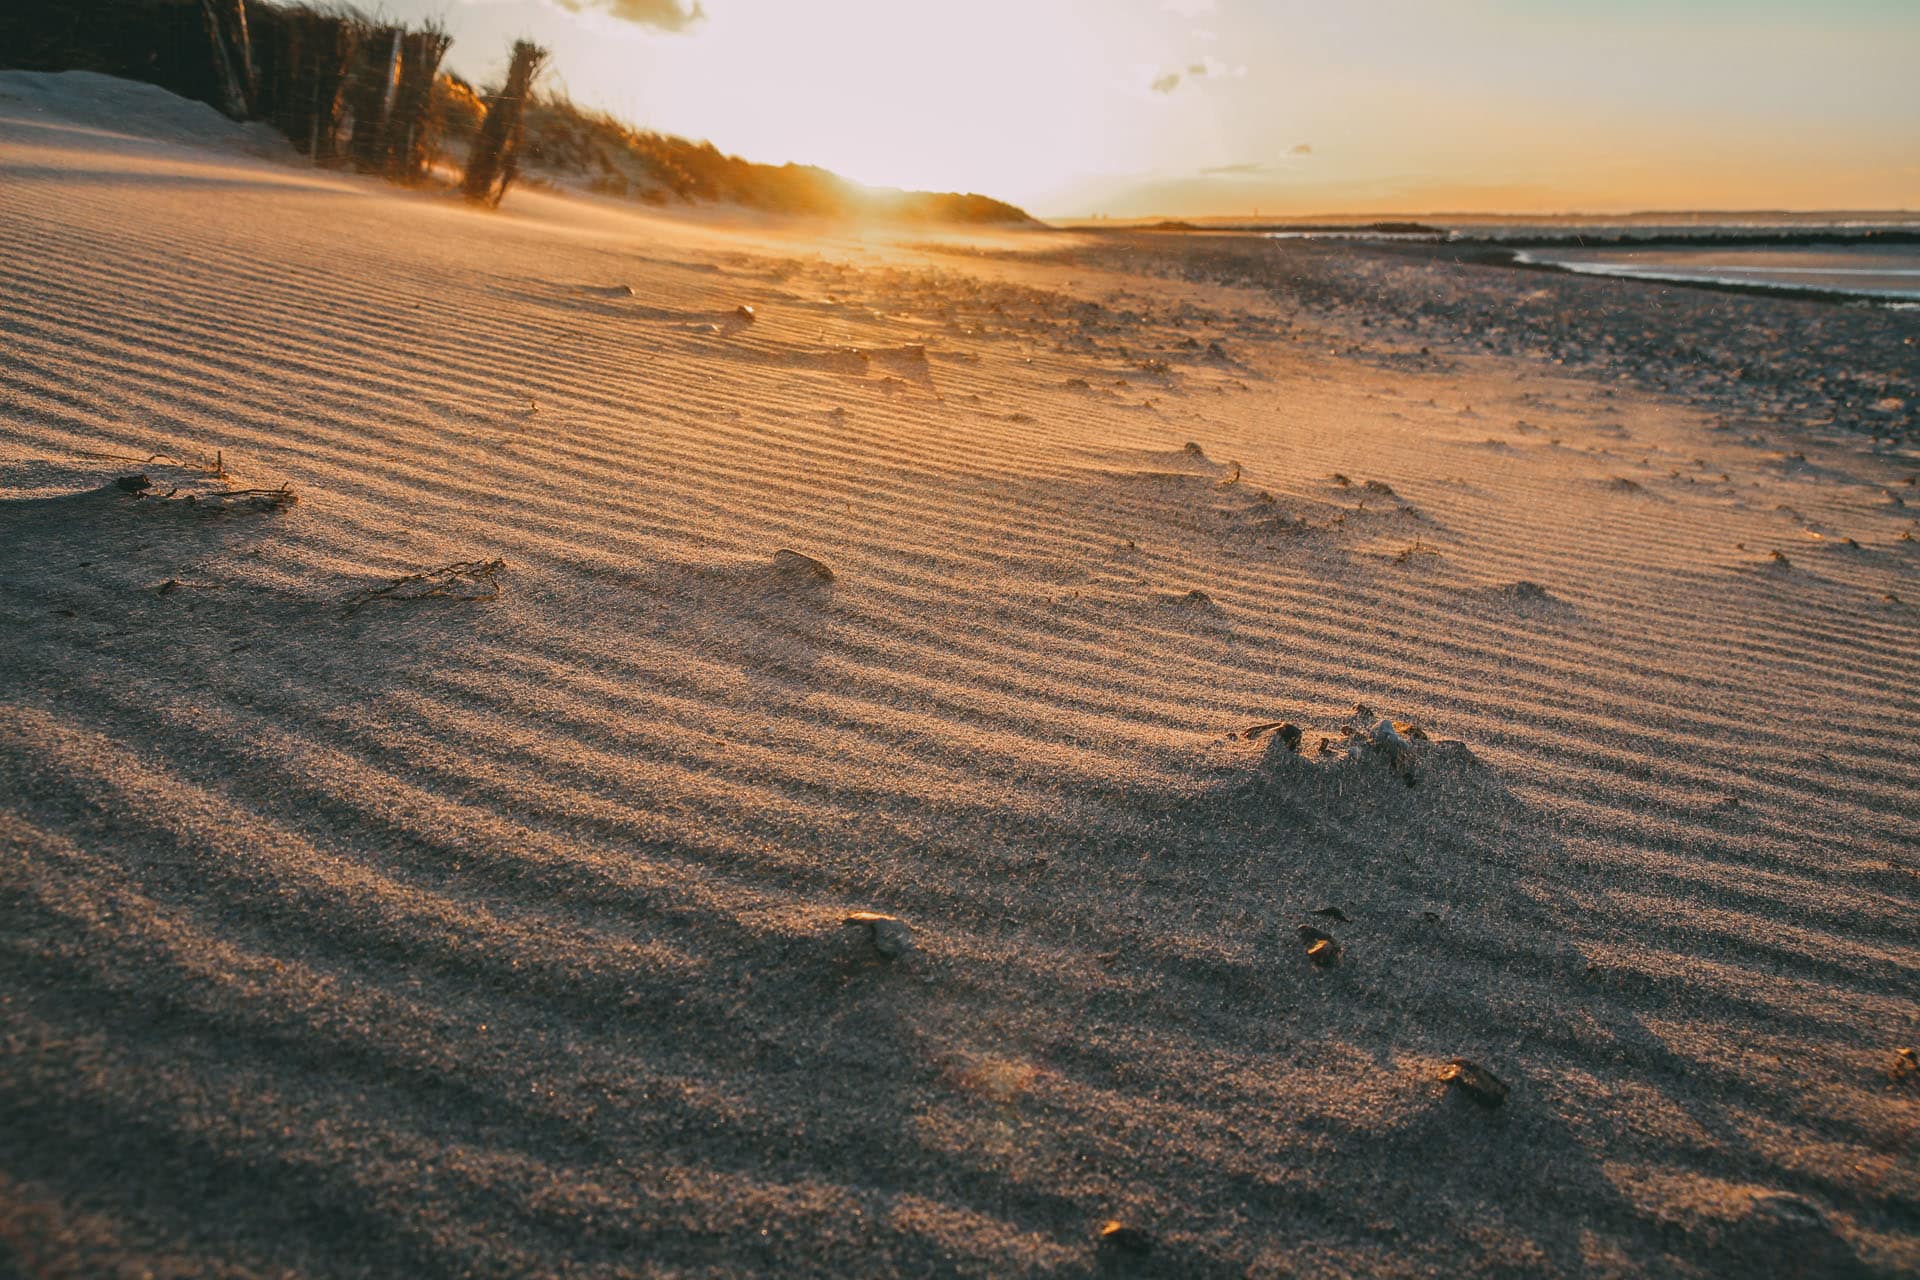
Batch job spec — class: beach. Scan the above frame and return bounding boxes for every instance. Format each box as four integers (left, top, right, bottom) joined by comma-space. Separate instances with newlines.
2, 74, 1918, 1279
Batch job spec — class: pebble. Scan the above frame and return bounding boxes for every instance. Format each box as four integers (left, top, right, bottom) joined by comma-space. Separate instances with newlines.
1438, 1058, 1508, 1107
772, 549, 834, 582
1890, 1046, 1918, 1086
843, 911, 912, 959
1097, 1221, 1155, 1258
1297, 925, 1340, 966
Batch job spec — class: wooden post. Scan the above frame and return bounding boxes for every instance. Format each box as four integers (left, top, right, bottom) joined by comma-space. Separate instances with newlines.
346, 26, 402, 172
462, 41, 548, 205
199, 0, 252, 119
384, 25, 453, 183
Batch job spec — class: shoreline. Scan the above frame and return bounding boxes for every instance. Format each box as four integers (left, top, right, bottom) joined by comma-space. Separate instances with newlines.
1494, 244, 1920, 309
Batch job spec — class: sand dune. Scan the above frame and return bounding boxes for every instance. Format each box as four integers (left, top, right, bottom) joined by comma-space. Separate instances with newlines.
2, 74, 1917, 1277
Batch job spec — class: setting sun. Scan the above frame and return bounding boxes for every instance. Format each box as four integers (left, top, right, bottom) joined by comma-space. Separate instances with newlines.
395, 0, 1920, 216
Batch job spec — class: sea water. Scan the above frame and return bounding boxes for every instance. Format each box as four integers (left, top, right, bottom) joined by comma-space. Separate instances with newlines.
1511, 245, 1920, 303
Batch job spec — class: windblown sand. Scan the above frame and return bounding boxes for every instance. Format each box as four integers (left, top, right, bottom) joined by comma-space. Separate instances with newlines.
3, 74, 1917, 1278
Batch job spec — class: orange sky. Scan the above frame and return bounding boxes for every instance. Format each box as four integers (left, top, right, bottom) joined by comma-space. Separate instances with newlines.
413, 0, 1919, 217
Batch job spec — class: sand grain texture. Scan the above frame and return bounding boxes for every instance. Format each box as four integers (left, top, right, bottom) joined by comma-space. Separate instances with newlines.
2, 73, 1917, 1278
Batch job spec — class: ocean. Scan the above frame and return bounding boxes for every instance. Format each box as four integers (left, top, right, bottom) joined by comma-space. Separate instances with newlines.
1510, 244, 1920, 304
1256, 218, 1920, 305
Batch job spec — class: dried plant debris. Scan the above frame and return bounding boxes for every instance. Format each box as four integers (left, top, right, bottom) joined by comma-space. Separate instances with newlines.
1438, 1058, 1509, 1107
82, 447, 229, 478
843, 911, 912, 959
344, 559, 505, 612
1254, 708, 1443, 785
1238, 721, 1302, 751
114, 472, 297, 513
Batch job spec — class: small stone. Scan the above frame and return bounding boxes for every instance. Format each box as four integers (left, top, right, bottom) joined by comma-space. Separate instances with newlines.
1183, 441, 1206, 457
734, 304, 756, 322
1890, 1047, 1918, 1087
1438, 1058, 1508, 1107
843, 911, 911, 959
1749, 1191, 1825, 1230
1350, 718, 1422, 780
115, 474, 152, 492
1311, 905, 1349, 922
772, 549, 834, 582
1097, 1221, 1154, 1258
1297, 925, 1340, 966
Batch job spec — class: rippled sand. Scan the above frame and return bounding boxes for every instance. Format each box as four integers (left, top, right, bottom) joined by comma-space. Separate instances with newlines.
3, 72, 1917, 1279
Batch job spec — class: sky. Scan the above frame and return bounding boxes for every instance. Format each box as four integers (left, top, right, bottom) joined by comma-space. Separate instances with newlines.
388, 0, 1919, 218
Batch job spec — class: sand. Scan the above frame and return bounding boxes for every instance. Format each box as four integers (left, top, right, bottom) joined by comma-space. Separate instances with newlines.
2, 72, 1917, 1278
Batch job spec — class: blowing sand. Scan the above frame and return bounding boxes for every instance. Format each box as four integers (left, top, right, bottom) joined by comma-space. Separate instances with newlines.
3, 74, 1917, 1278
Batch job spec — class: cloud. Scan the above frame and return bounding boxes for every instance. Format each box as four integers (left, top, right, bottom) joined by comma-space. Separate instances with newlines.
1150, 54, 1245, 95
1200, 162, 1266, 176
1289, 143, 1313, 155
553, 0, 705, 31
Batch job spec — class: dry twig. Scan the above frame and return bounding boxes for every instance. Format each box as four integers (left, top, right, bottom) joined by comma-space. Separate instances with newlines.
344, 559, 505, 612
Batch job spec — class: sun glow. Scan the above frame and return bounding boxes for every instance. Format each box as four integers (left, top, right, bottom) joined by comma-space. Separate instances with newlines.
557, 0, 1126, 204
415, 0, 1918, 217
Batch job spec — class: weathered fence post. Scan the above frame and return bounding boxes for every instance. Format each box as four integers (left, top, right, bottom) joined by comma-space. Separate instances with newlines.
199, 0, 254, 119
384, 25, 453, 183
462, 41, 548, 206
346, 25, 402, 172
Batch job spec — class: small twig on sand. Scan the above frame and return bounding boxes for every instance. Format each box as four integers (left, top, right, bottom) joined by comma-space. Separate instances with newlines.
344, 559, 505, 612
83, 449, 229, 478
187, 486, 297, 508
121, 477, 298, 512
